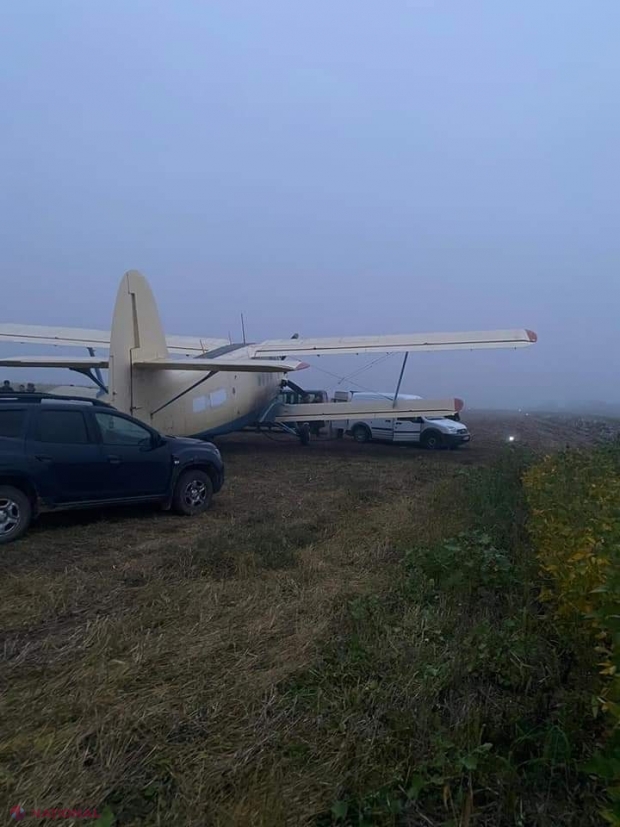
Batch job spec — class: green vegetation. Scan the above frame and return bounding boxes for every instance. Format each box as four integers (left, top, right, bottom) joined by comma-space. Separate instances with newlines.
525, 442, 620, 825
2, 428, 619, 825
272, 449, 604, 825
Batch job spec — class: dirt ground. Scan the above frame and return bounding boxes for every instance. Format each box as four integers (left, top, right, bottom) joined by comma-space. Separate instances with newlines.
1, 411, 617, 825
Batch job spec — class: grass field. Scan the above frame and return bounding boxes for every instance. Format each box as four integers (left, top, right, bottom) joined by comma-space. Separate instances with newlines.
1, 412, 617, 826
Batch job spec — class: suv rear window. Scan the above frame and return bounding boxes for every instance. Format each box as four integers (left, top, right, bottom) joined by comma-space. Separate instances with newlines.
33, 410, 90, 444
0, 409, 27, 438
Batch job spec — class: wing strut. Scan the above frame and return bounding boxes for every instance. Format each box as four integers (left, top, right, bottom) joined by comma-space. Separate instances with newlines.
87, 347, 107, 391
393, 353, 409, 409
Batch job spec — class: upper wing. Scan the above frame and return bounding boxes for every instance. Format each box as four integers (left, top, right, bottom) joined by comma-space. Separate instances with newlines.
0, 324, 228, 356
0, 324, 538, 359
253, 329, 538, 357
274, 398, 463, 423
164, 336, 231, 355
0, 325, 111, 349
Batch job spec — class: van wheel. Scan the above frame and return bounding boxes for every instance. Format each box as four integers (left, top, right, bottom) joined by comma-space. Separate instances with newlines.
0, 486, 32, 544
172, 470, 213, 515
421, 430, 444, 450
352, 424, 371, 443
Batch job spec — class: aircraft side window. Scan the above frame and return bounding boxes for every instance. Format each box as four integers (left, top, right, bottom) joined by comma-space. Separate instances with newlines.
95, 413, 152, 446
209, 390, 227, 408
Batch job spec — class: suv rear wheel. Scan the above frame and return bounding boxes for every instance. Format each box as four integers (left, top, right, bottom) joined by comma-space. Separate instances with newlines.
172, 470, 213, 516
0, 486, 32, 544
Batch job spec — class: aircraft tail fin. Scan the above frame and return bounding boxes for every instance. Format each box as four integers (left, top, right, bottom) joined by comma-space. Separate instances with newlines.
109, 270, 169, 415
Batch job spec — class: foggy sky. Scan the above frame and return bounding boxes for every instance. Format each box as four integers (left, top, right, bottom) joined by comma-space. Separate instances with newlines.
1, 1, 619, 409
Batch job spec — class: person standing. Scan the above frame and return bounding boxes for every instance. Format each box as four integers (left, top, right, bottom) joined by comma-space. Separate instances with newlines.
1, 380, 14, 393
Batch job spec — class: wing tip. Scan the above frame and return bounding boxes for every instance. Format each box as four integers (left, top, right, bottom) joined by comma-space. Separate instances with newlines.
526, 329, 538, 343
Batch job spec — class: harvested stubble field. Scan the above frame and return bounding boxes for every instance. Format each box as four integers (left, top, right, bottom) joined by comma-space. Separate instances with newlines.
1, 412, 618, 826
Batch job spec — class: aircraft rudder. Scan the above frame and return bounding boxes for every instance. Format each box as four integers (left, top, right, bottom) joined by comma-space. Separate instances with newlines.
108, 269, 169, 414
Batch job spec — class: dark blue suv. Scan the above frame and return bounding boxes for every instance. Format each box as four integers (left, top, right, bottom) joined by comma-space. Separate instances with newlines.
0, 394, 224, 544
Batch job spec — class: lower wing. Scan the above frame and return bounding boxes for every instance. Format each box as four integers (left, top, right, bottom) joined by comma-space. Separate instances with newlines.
274, 398, 463, 423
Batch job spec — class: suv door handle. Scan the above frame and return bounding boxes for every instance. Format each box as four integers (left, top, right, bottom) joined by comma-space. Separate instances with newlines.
107, 455, 122, 465
35, 455, 52, 463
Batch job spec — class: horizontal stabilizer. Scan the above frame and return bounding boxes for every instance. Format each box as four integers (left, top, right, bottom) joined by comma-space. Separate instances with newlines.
0, 324, 227, 356
274, 398, 462, 423
254, 329, 537, 357
133, 357, 306, 373
0, 355, 108, 369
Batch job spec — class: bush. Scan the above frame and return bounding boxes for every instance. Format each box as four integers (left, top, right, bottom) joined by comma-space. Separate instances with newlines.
405, 530, 516, 605
524, 444, 620, 824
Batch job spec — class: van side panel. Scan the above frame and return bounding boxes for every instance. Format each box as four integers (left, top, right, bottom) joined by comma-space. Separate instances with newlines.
368, 416, 395, 441
393, 418, 422, 443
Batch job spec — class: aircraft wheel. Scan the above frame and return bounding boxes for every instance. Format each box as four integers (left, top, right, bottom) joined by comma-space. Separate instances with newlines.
352, 424, 371, 443
298, 423, 311, 445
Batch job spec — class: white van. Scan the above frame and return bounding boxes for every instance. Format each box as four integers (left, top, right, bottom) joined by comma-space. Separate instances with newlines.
333, 392, 470, 449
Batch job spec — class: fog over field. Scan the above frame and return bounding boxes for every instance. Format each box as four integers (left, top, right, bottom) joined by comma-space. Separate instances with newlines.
1, 1, 619, 410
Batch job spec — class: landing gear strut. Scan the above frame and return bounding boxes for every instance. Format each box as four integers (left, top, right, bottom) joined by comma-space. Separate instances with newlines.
259, 420, 312, 445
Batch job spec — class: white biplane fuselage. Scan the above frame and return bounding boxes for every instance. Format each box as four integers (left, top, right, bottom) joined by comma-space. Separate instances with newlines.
121, 351, 285, 439
0, 270, 538, 440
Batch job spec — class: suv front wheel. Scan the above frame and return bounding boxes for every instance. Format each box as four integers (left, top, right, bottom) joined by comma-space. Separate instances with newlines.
0, 486, 32, 544
172, 469, 213, 516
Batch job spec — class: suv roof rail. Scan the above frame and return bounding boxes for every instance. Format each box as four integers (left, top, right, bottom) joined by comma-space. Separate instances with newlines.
0, 392, 114, 408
